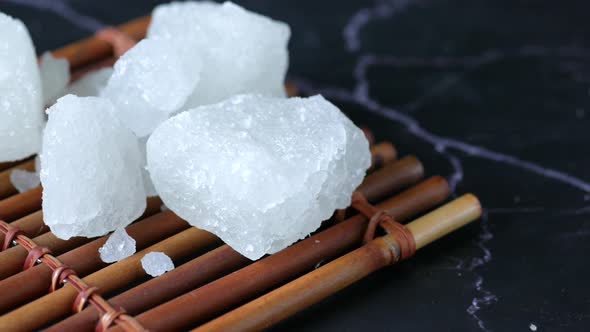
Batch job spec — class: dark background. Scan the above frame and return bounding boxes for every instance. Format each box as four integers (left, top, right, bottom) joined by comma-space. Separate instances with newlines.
1, 0, 589, 331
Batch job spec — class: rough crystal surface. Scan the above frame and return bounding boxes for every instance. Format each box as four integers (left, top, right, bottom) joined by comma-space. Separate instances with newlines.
41, 95, 146, 239
10, 169, 40, 193
148, 1, 290, 108
99, 227, 136, 263
67, 67, 112, 97
40, 52, 70, 106
147, 94, 371, 260
0, 12, 43, 162
138, 137, 158, 197
101, 38, 201, 137
141, 252, 174, 277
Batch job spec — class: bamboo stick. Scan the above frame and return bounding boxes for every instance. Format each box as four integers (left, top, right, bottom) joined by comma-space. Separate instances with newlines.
106, 176, 450, 332
50, 245, 250, 332
370, 142, 397, 171
47, 156, 425, 332
0, 232, 89, 282
0, 186, 42, 222
51, 16, 151, 70
0, 197, 163, 281
0, 161, 23, 172
2, 153, 422, 331
195, 194, 482, 332
0, 209, 189, 314
0, 157, 35, 172
0, 159, 36, 200
2, 228, 220, 332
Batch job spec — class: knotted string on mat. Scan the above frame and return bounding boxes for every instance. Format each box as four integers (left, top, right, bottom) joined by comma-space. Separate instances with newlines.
95, 27, 138, 57
0, 220, 146, 332
349, 192, 416, 261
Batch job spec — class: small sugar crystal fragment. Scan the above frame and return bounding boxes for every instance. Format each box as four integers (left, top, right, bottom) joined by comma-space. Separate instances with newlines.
0, 12, 44, 162
99, 227, 136, 263
101, 38, 201, 137
10, 169, 40, 193
67, 67, 113, 97
529, 323, 537, 331
40, 52, 70, 106
148, 1, 290, 108
141, 252, 174, 277
147, 94, 371, 260
41, 95, 146, 239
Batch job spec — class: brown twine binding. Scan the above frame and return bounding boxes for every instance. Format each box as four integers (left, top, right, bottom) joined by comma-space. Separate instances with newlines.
73, 285, 99, 313
0, 220, 146, 331
51, 266, 77, 292
23, 246, 52, 270
96, 306, 126, 332
1, 221, 23, 251
350, 191, 416, 261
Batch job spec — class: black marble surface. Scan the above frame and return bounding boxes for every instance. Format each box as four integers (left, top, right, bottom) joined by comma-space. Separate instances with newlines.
2, 0, 589, 331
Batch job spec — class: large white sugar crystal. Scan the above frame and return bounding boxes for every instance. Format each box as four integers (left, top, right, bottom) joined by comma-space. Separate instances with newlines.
101, 38, 201, 137
141, 252, 174, 277
99, 227, 137, 263
66, 67, 113, 97
147, 94, 371, 260
0, 12, 44, 162
148, 1, 290, 108
41, 95, 146, 239
10, 169, 40, 193
40, 52, 70, 106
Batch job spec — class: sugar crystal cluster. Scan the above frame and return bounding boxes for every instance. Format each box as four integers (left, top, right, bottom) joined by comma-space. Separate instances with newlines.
147, 94, 371, 259
2, 2, 373, 269
0, 12, 44, 162
41, 95, 146, 239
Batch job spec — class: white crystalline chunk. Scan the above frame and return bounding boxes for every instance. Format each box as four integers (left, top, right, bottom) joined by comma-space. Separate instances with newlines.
147, 94, 371, 260
40, 52, 70, 106
67, 67, 113, 97
148, 1, 290, 108
41, 95, 146, 239
99, 227, 136, 263
10, 169, 40, 193
101, 38, 201, 137
141, 252, 174, 277
0, 12, 44, 162
138, 137, 158, 197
